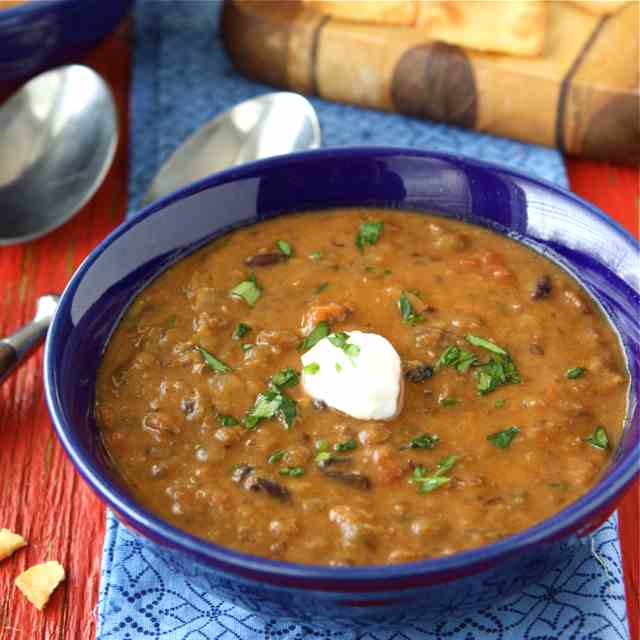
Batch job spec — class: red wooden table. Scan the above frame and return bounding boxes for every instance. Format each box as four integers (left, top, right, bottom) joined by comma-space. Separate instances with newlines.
0, 25, 638, 640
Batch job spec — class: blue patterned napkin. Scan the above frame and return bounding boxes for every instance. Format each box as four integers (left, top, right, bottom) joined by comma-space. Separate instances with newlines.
97, 2, 629, 638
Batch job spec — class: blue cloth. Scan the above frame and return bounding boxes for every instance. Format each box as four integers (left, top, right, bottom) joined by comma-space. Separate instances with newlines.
97, 2, 629, 638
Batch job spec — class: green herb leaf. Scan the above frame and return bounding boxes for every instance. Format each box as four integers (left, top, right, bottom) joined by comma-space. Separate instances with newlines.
314, 282, 329, 295
439, 396, 459, 407
241, 343, 253, 352
271, 367, 299, 389
585, 425, 609, 450
279, 466, 304, 477
435, 454, 459, 476
244, 390, 283, 429
303, 362, 320, 375
277, 240, 293, 257
315, 451, 350, 467
268, 449, 286, 464
315, 439, 329, 452
233, 323, 251, 340
474, 353, 521, 395
409, 433, 440, 449
328, 332, 361, 364
567, 367, 587, 379
231, 274, 262, 306
487, 426, 520, 448
398, 292, 425, 326
495, 399, 506, 408
436, 345, 478, 373
196, 346, 232, 374
309, 251, 322, 261
278, 395, 298, 429
466, 334, 508, 355
217, 414, 239, 427
335, 362, 342, 372
356, 221, 384, 252
298, 321, 330, 352
334, 437, 357, 452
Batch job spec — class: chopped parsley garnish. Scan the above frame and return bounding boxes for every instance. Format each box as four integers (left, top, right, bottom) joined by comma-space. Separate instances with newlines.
398, 292, 425, 326
315, 439, 329, 452
566, 367, 587, 379
279, 466, 304, 477
334, 437, 357, 452
355, 221, 384, 252
465, 335, 521, 396
314, 451, 349, 467
585, 425, 609, 450
409, 455, 459, 494
298, 321, 330, 352
303, 362, 320, 375
435, 345, 478, 373
487, 426, 520, 448
196, 346, 232, 374
474, 354, 521, 395
244, 389, 298, 430
233, 322, 251, 340
328, 332, 360, 363
217, 414, 239, 427
408, 433, 440, 449
268, 449, 286, 464
309, 251, 322, 261
495, 399, 506, 408
271, 367, 299, 389
335, 362, 342, 372
439, 396, 459, 407
314, 282, 329, 294
230, 273, 262, 306
241, 343, 253, 352
276, 240, 293, 257
466, 335, 507, 355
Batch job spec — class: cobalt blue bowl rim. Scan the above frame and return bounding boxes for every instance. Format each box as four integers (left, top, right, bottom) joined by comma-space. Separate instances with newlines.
0, 0, 83, 18
44, 146, 639, 584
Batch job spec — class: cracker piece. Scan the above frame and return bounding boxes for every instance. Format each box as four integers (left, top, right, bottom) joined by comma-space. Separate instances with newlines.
15, 561, 65, 611
414, 1, 548, 57
301, 0, 417, 25
0, 528, 27, 562
568, 1, 629, 15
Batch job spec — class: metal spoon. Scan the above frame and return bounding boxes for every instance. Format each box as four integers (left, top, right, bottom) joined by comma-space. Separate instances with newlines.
0, 65, 118, 246
0, 89, 321, 383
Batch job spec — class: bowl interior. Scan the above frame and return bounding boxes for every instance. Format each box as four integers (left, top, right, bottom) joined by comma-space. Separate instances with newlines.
45, 148, 639, 577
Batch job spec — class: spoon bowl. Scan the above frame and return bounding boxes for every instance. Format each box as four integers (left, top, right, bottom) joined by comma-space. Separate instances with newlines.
142, 92, 321, 206
0, 65, 118, 245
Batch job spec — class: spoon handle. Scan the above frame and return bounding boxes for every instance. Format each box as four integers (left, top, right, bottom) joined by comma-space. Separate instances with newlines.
0, 294, 59, 385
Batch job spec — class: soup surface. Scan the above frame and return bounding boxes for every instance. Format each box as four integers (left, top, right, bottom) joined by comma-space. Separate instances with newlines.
96, 210, 628, 566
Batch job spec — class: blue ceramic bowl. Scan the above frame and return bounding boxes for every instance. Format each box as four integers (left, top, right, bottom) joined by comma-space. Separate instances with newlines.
44, 148, 639, 625
0, 0, 134, 88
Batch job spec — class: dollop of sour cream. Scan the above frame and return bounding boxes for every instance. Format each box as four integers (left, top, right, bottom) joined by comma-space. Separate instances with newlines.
300, 330, 402, 420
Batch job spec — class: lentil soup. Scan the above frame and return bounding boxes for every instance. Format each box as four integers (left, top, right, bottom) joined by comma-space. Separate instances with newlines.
96, 210, 628, 566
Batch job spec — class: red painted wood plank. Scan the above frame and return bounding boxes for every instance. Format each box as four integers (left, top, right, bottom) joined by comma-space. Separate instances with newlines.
0, 24, 130, 640
566, 158, 640, 640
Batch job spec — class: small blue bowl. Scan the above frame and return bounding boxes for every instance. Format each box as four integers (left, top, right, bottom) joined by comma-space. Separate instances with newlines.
0, 0, 134, 88
44, 148, 639, 625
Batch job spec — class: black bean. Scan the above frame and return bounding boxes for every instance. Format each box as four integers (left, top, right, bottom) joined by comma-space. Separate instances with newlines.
231, 464, 254, 483
405, 365, 434, 383
531, 275, 552, 300
180, 398, 196, 417
244, 253, 287, 267
245, 476, 290, 502
320, 469, 371, 490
